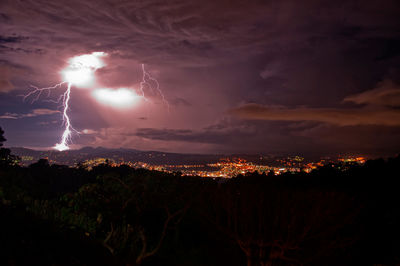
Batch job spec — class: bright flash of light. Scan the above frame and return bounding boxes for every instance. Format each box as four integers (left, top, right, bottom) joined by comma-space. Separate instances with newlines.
61, 52, 106, 88
62, 68, 93, 87
69, 52, 106, 69
23, 52, 107, 151
92, 88, 139, 109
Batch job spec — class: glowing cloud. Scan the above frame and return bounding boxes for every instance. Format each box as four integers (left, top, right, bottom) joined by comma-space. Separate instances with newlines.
62, 68, 93, 87
61, 52, 107, 87
92, 88, 139, 109
24, 51, 108, 151
23, 55, 168, 151
69, 52, 106, 69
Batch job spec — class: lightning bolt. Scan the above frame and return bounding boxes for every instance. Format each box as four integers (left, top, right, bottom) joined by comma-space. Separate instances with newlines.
23, 81, 75, 151
23, 52, 106, 151
139, 64, 169, 111
23, 53, 167, 152
23, 82, 67, 104
54, 82, 73, 151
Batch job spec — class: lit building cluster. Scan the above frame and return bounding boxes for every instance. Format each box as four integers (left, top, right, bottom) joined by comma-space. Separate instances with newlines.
157, 158, 301, 178
303, 160, 327, 173
17, 151, 368, 178
338, 157, 366, 164
80, 158, 116, 169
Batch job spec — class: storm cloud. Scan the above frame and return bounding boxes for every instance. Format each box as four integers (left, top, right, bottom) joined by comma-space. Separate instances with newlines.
0, 0, 399, 156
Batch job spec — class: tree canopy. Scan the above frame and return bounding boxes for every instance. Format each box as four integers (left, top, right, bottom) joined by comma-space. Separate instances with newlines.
0, 126, 399, 265
0, 127, 6, 147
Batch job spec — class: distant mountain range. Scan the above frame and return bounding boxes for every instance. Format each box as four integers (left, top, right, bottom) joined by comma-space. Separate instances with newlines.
9, 146, 278, 166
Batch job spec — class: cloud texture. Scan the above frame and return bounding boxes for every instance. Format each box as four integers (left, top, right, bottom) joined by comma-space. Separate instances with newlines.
0, 0, 399, 156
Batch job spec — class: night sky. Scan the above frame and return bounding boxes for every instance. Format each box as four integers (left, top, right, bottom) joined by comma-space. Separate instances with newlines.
1, 0, 400, 156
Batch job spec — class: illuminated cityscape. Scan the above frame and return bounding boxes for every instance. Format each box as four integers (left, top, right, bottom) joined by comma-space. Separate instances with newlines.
78, 156, 368, 178
14, 147, 367, 178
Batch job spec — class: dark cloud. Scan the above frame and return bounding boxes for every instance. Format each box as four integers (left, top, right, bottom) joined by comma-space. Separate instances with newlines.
0, 13, 11, 23
230, 80, 400, 127
0, 0, 399, 155
0, 65, 15, 92
169, 97, 191, 107
229, 103, 400, 126
134, 128, 229, 144
0, 108, 59, 119
0, 61, 29, 92
0, 35, 29, 44
344, 79, 400, 107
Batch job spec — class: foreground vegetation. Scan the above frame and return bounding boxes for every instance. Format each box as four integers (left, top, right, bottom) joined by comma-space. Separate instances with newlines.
0, 130, 399, 265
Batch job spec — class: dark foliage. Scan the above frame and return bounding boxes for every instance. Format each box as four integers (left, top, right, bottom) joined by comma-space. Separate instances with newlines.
0, 126, 19, 167
0, 127, 6, 147
0, 132, 399, 265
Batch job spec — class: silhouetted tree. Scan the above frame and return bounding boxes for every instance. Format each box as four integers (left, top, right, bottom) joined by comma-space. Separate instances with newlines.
0, 127, 19, 167
204, 176, 360, 265
29, 158, 50, 169
1, 144, 400, 265
38, 169, 191, 265
0, 127, 6, 147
